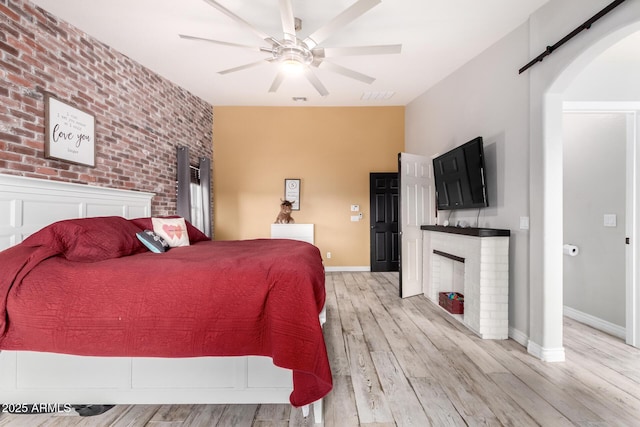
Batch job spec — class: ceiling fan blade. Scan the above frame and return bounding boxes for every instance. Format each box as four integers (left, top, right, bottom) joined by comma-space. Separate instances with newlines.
269, 70, 286, 93
179, 34, 268, 52
202, 0, 272, 42
317, 44, 402, 57
303, 68, 329, 97
319, 61, 375, 84
279, 0, 296, 42
218, 59, 269, 75
303, 0, 381, 49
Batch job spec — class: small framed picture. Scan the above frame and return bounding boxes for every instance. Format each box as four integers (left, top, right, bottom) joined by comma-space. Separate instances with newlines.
284, 178, 300, 210
45, 94, 96, 167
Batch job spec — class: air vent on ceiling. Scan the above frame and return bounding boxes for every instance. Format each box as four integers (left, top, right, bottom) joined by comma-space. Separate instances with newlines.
361, 91, 395, 101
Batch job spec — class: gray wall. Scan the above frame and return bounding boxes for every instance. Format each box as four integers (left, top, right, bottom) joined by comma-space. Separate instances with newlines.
561, 27, 640, 329
406, 0, 640, 350
564, 32, 640, 102
563, 113, 627, 327
406, 22, 531, 338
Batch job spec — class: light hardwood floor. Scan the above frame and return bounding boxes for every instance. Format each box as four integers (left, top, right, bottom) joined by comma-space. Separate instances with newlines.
1, 271, 639, 426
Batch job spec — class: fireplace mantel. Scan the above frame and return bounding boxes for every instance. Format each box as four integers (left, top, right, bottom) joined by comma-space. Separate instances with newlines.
420, 225, 510, 237
422, 225, 510, 339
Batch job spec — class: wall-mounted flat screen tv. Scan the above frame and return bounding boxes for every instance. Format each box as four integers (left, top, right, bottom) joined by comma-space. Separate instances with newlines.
433, 136, 488, 210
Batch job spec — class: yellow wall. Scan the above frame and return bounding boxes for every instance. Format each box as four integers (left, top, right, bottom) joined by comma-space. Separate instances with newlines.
213, 106, 404, 268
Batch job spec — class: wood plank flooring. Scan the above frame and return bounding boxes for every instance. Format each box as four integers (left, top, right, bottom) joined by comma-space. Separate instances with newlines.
1, 271, 639, 426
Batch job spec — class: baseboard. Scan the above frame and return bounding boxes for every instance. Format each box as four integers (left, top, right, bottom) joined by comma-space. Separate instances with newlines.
527, 340, 565, 362
324, 266, 371, 272
508, 327, 528, 347
563, 305, 626, 339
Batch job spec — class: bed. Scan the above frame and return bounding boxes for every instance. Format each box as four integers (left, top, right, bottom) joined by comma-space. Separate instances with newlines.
0, 174, 331, 422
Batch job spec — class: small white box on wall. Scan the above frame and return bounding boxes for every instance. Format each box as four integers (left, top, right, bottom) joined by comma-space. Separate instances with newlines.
603, 214, 617, 227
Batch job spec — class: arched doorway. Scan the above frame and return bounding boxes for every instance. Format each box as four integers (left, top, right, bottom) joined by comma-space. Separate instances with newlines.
535, 20, 640, 361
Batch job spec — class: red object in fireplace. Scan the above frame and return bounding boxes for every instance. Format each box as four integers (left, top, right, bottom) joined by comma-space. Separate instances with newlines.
438, 292, 464, 314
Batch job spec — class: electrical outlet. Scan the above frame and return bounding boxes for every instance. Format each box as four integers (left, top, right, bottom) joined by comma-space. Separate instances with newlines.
351, 204, 360, 212
326, 252, 332, 259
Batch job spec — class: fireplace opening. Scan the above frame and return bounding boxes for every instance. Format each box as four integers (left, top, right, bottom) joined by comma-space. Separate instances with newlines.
433, 250, 465, 296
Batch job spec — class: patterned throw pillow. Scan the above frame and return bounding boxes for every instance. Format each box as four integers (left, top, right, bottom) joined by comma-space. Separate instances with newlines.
129, 216, 210, 243
151, 217, 190, 247
136, 230, 170, 253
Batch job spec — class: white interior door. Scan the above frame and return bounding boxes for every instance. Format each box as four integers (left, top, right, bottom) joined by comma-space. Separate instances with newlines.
627, 111, 639, 348
399, 152, 434, 298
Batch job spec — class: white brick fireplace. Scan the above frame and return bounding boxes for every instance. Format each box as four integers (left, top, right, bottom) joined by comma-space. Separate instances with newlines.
422, 226, 510, 339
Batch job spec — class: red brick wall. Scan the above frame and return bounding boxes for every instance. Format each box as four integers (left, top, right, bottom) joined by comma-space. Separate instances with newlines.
0, 0, 213, 215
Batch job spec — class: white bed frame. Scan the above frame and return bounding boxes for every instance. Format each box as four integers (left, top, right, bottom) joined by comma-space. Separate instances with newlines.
0, 174, 324, 422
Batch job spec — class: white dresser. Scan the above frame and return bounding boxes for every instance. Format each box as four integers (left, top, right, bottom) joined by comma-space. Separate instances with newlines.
270, 224, 314, 244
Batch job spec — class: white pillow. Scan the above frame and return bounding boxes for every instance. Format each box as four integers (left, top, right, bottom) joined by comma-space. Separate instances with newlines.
151, 217, 190, 247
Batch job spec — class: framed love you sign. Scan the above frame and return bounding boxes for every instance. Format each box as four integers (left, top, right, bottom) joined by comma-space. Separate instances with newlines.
45, 94, 96, 167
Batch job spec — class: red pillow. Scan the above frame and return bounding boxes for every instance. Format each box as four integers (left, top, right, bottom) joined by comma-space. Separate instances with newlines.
129, 217, 210, 244
22, 216, 146, 262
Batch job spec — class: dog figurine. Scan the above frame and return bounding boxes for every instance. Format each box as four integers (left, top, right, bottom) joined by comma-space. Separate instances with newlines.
274, 200, 295, 224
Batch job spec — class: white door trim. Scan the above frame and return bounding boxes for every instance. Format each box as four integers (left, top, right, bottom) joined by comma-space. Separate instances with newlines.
628, 111, 639, 347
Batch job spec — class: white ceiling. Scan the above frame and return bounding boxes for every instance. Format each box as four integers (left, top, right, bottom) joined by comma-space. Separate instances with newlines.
30, 0, 552, 107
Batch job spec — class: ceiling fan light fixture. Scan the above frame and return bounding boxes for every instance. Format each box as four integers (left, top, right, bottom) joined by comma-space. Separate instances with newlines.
281, 57, 306, 75
280, 52, 310, 75
187, 0, 402, 96
274, 41, 313, 75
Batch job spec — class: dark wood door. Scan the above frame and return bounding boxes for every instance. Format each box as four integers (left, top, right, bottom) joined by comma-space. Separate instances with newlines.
370, 172, 399, 272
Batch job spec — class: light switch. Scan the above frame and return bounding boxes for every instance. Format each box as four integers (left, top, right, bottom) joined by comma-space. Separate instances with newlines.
604, 214, 617, 227
351, 215, 360, 222
351, 204, 360, 212
519, 216, 529, 230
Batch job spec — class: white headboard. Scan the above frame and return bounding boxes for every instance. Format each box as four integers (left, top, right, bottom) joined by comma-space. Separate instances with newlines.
0, 174, 154, 251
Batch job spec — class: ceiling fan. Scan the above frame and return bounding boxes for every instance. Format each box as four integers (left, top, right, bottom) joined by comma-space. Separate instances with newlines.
179, 0, 401, 96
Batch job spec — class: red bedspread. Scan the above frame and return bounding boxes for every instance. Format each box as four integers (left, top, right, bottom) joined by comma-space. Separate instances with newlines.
0, 218, 331, 407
